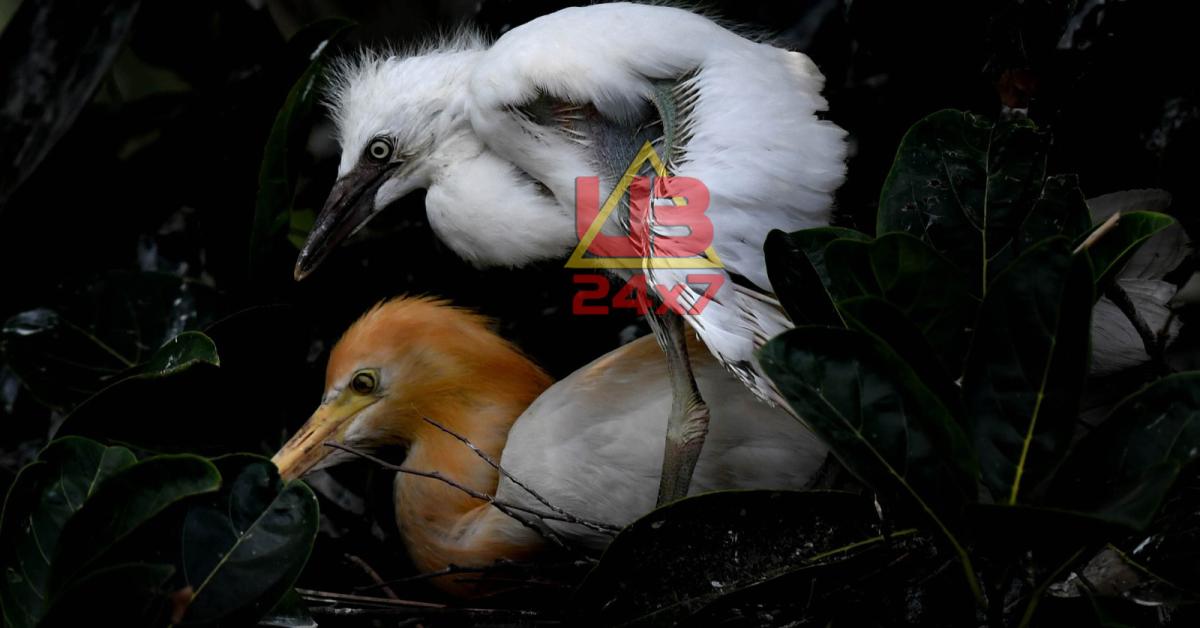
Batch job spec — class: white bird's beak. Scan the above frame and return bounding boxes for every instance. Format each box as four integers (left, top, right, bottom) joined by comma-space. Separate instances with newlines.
295, 161, 400, 280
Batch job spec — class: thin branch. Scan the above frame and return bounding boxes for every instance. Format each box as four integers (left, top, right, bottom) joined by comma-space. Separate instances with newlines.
297, 588, 549, 621
355, 563, 487, 592
344, 553, 397, 599
323, 442, 584, 553
422, 416, 621, 534
295, 588, 444, 609
1073, 211, 1121, 254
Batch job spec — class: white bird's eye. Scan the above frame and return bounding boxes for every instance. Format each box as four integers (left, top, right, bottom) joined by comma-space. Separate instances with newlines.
366, 137, 392, 162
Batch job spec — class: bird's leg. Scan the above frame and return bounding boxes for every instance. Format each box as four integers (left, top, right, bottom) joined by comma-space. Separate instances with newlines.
646, 309, 710, 506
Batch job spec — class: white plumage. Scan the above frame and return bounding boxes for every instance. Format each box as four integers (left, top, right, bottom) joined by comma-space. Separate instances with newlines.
304, 2, 848, 401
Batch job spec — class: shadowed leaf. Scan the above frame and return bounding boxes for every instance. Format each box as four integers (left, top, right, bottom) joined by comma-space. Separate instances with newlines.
249, 18, 354, 282
0, 272, 216, 410
824, 233, 977, 374
1053, 373, 1200, 529
963, 237, 1093, 504
0, 438, 136, 628
180, 456, 318, 625
47, 455, 220, 595
764, 227, 870, 326
1082, 211, 1176, 289
574, 491, 911, 626
877, 109, 1050, 295
759, 327, 981, 600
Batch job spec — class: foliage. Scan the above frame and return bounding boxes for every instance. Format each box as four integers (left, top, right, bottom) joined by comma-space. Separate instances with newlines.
0, 437, 315, 627
749, 109, 1200, 626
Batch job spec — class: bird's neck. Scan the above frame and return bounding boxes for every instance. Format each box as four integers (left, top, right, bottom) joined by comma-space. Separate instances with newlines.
391, 339, 553, 575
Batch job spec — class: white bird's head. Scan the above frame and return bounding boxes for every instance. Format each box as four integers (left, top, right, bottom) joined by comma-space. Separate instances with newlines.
296, 35, 486, 279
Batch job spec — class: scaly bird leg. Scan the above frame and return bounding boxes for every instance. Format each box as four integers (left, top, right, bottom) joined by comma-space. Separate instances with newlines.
646, 309, 710, 506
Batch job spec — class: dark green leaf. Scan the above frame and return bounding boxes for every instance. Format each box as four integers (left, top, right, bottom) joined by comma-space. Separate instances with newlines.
1017, 174, 1093, 249
0, 0, 141, 208
1053, 373, 1200, 529
249, 19, 354, 282
47, 455, 220, 595
0, 438, 135, 628
120, 331, 220, 380
0, 272, 216, 410
764, 227, 870, 326
759, 327, 981, 600
574, 491, 908, 626
824, 233, 977, 373
835, 296, 961, 412
57, 305, 306, 455
180, 456, 318, 626
877, 109, 1050, 295
1082, 211, 1175, 288
963, 237, 1093, 504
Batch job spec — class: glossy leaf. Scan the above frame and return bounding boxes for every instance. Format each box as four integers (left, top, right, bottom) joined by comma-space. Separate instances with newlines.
823, 233, 976, 373
1053, 373, 1200, 529
1082, 211, 1175, 288
574, 491, 908, 626
180, 456, 318, 625
58, 305, 306, 455
122, 331, 220, 380
249, 19, 354, 282
0, 272, 216, 410
47, 455, 220, 595
877, 109, 1050, 295
963, 237, 1093, 504
0, 438, 135, 628
765, 226, 871, 326
759, 327, 981, 599
1017, 174, 1092, 250
0, 0, 141, 208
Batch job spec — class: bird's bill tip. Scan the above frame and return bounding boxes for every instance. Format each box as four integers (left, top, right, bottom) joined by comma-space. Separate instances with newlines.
273, 396, 370, 480
294, 165, 391, 282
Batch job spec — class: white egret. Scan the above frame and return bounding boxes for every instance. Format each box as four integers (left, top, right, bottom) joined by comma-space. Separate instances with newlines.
272, 297, 828, 596
294, 3, 847, 504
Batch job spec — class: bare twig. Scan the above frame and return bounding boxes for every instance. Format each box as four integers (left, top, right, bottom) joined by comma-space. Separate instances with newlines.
355, 563, 488, 592
344, 553, 397, 599
296, 588, 444, 609
422, 416, 621, 534
322, 441, 584, 553
298, 588, 550, 621
1074, 211, 1122, 254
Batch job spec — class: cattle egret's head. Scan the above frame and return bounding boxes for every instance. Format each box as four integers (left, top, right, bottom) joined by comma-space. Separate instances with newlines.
272, 297, 550, 480
295, 34, 486, 280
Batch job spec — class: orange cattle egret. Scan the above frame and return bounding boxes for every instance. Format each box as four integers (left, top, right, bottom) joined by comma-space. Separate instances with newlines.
272, 297, 827, 594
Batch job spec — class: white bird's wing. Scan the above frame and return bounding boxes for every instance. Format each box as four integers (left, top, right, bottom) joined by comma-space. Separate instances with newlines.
467, 2, 847, 399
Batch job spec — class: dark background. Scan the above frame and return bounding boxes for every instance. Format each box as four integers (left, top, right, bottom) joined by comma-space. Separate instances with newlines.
1, 0, 1197, 606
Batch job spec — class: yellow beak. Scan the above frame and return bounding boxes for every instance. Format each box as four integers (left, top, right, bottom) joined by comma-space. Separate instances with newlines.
272, 392, 379, 481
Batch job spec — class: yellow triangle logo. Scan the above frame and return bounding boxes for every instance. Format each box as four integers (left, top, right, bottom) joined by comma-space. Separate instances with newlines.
565, 142, 723, 270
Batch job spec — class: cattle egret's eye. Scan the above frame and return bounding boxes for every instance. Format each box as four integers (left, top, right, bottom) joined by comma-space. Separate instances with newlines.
366, 138, 392, 162
350, 370, 378, 395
